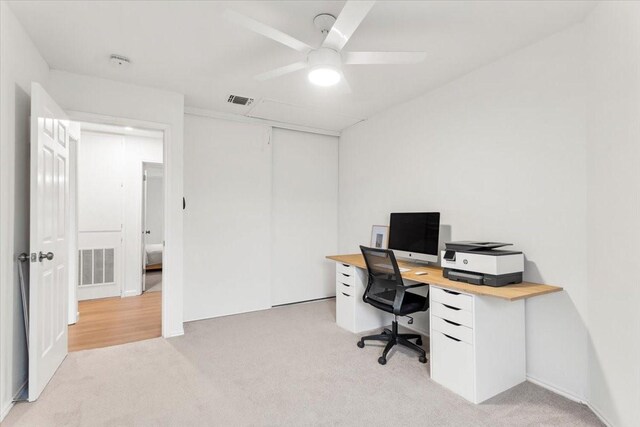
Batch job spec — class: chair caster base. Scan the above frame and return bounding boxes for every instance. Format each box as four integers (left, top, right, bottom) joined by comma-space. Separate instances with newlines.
416, 338, 423, 346
378, 357, 387, 365
357, 340, 364, 348
419, 355, 427, 364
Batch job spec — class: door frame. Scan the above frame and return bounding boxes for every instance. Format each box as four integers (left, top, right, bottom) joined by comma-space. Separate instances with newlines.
65, 111, 178, 338
67, 125, 80, 324
141, 161, 163, 292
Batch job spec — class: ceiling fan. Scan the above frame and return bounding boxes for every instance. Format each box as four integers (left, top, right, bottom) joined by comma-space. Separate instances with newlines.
224, 1, 426, 89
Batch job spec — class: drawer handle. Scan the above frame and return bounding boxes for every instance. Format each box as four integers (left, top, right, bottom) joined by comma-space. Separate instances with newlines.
442, 303, 461, 311
443, 289, 461, 295
444, 319, 461, 327
342, 264, 350, 268
341, 282, 351, 287
341, 273, 351, 277
443, 333, 461, 342
342, 292, 351, 297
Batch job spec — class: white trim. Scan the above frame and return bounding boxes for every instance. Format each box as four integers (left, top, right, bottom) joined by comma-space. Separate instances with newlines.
184, 305, 272, 324
0, 379, 28, 421
123, 289, 141, 298
184, 106, 341, 137
526, 374, 587, 404
586, 402, 613, 427
1, 401, 14, 422
68, 127, 80, 325
65, 110, 181, 338
80, 122, 163, 139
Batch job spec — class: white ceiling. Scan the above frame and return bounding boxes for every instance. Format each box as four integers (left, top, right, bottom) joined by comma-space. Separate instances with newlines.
9, 1, 596, 132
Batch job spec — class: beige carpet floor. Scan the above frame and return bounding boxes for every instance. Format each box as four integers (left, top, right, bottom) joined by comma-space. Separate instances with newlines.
4, 300, 602, 427
144, 271, 162, 293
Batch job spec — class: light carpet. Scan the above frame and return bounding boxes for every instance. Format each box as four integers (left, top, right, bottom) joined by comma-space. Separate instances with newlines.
144, 270, 162, 293
3, 300, 602, 426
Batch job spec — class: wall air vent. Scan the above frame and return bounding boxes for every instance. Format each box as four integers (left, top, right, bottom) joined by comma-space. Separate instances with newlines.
227, 95, 254, 106
79, 248, 115, 286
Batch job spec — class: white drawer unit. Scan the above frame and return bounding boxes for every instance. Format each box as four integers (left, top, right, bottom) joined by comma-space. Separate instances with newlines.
334, 262, 392, 333
431, 301, 473, 328
430, 285, 526, 404
336, 270, 356, 287
431, 315, 473, 345
430, 286, 473, 311
336, 281, 353, 295
336, 289, 355, 330
431, 331, 474, 400
336, 262, 355, 276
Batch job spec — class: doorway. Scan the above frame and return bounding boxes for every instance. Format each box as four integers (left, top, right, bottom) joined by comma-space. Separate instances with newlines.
141, 162, 164, 294
26, 83, 179, 401
68, 123, 164, 352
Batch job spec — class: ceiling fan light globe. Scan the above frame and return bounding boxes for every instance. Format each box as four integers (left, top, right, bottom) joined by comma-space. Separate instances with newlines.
308, 67, 341, 87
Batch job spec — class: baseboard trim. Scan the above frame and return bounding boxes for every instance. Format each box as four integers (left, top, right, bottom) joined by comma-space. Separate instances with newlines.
184, 305, 272, 324
1, 401, 14, 422
525, 374, 586, 404
164, 329, 184, 338
122, 290, 141, 297
272, 296, 335, 308
0, 378, 27, 422
586, 402, 613, 427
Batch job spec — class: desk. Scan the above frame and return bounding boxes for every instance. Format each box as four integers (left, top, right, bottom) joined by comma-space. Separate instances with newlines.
326, 254, 563, 404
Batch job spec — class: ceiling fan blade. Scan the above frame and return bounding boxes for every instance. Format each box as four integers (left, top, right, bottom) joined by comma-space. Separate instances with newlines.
224, 9, 312, 52
322, 1, 375, 52
254, 62, 307, 81
343, 51, 427, 65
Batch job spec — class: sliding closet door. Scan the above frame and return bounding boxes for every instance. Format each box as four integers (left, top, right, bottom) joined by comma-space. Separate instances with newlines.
271, 128, 338, 306
183, 116, 272, 321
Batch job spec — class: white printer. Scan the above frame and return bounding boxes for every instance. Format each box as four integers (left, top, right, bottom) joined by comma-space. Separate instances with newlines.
440, 241, 524, 287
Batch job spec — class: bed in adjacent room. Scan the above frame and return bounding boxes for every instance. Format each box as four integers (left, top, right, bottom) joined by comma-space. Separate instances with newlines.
145, 243, 163, 270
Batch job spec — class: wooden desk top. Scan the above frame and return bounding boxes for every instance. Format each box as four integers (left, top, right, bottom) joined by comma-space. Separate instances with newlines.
326, 254, 562, 301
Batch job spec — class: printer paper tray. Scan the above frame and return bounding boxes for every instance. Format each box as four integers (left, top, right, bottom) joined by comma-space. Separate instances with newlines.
443, 269, 523, 287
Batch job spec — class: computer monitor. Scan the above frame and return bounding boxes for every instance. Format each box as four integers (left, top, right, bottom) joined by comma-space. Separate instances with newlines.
388, 212, 441, 264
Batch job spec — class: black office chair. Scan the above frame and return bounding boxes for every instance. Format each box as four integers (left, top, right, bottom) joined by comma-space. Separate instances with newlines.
356, 245, 429, 365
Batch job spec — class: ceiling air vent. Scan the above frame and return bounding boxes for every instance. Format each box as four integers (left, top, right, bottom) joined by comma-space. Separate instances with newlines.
227, 95, 254, 106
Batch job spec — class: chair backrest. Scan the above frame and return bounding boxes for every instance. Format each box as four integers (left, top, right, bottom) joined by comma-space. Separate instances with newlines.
360, 245, 404, 306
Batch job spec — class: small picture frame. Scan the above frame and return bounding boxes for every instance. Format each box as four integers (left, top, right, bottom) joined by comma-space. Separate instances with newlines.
370, 225, 389, 249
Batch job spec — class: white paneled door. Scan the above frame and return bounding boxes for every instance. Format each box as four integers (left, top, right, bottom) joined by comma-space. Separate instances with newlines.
28, 83, 70, 401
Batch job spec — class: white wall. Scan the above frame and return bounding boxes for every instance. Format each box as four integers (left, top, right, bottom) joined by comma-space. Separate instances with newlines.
0, 1, 50, 420
77, 131, 124, 300
78, 132, 124, 233
183, 115, 272, 321
271, 128, 339, 305
76, 131, 163, 300
47, 70, 184, 337
585, 2, 640, 426
339, 26, 588, 400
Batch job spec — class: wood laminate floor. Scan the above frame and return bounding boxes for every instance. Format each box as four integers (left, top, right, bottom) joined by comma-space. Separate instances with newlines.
69, 292, 161, 352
